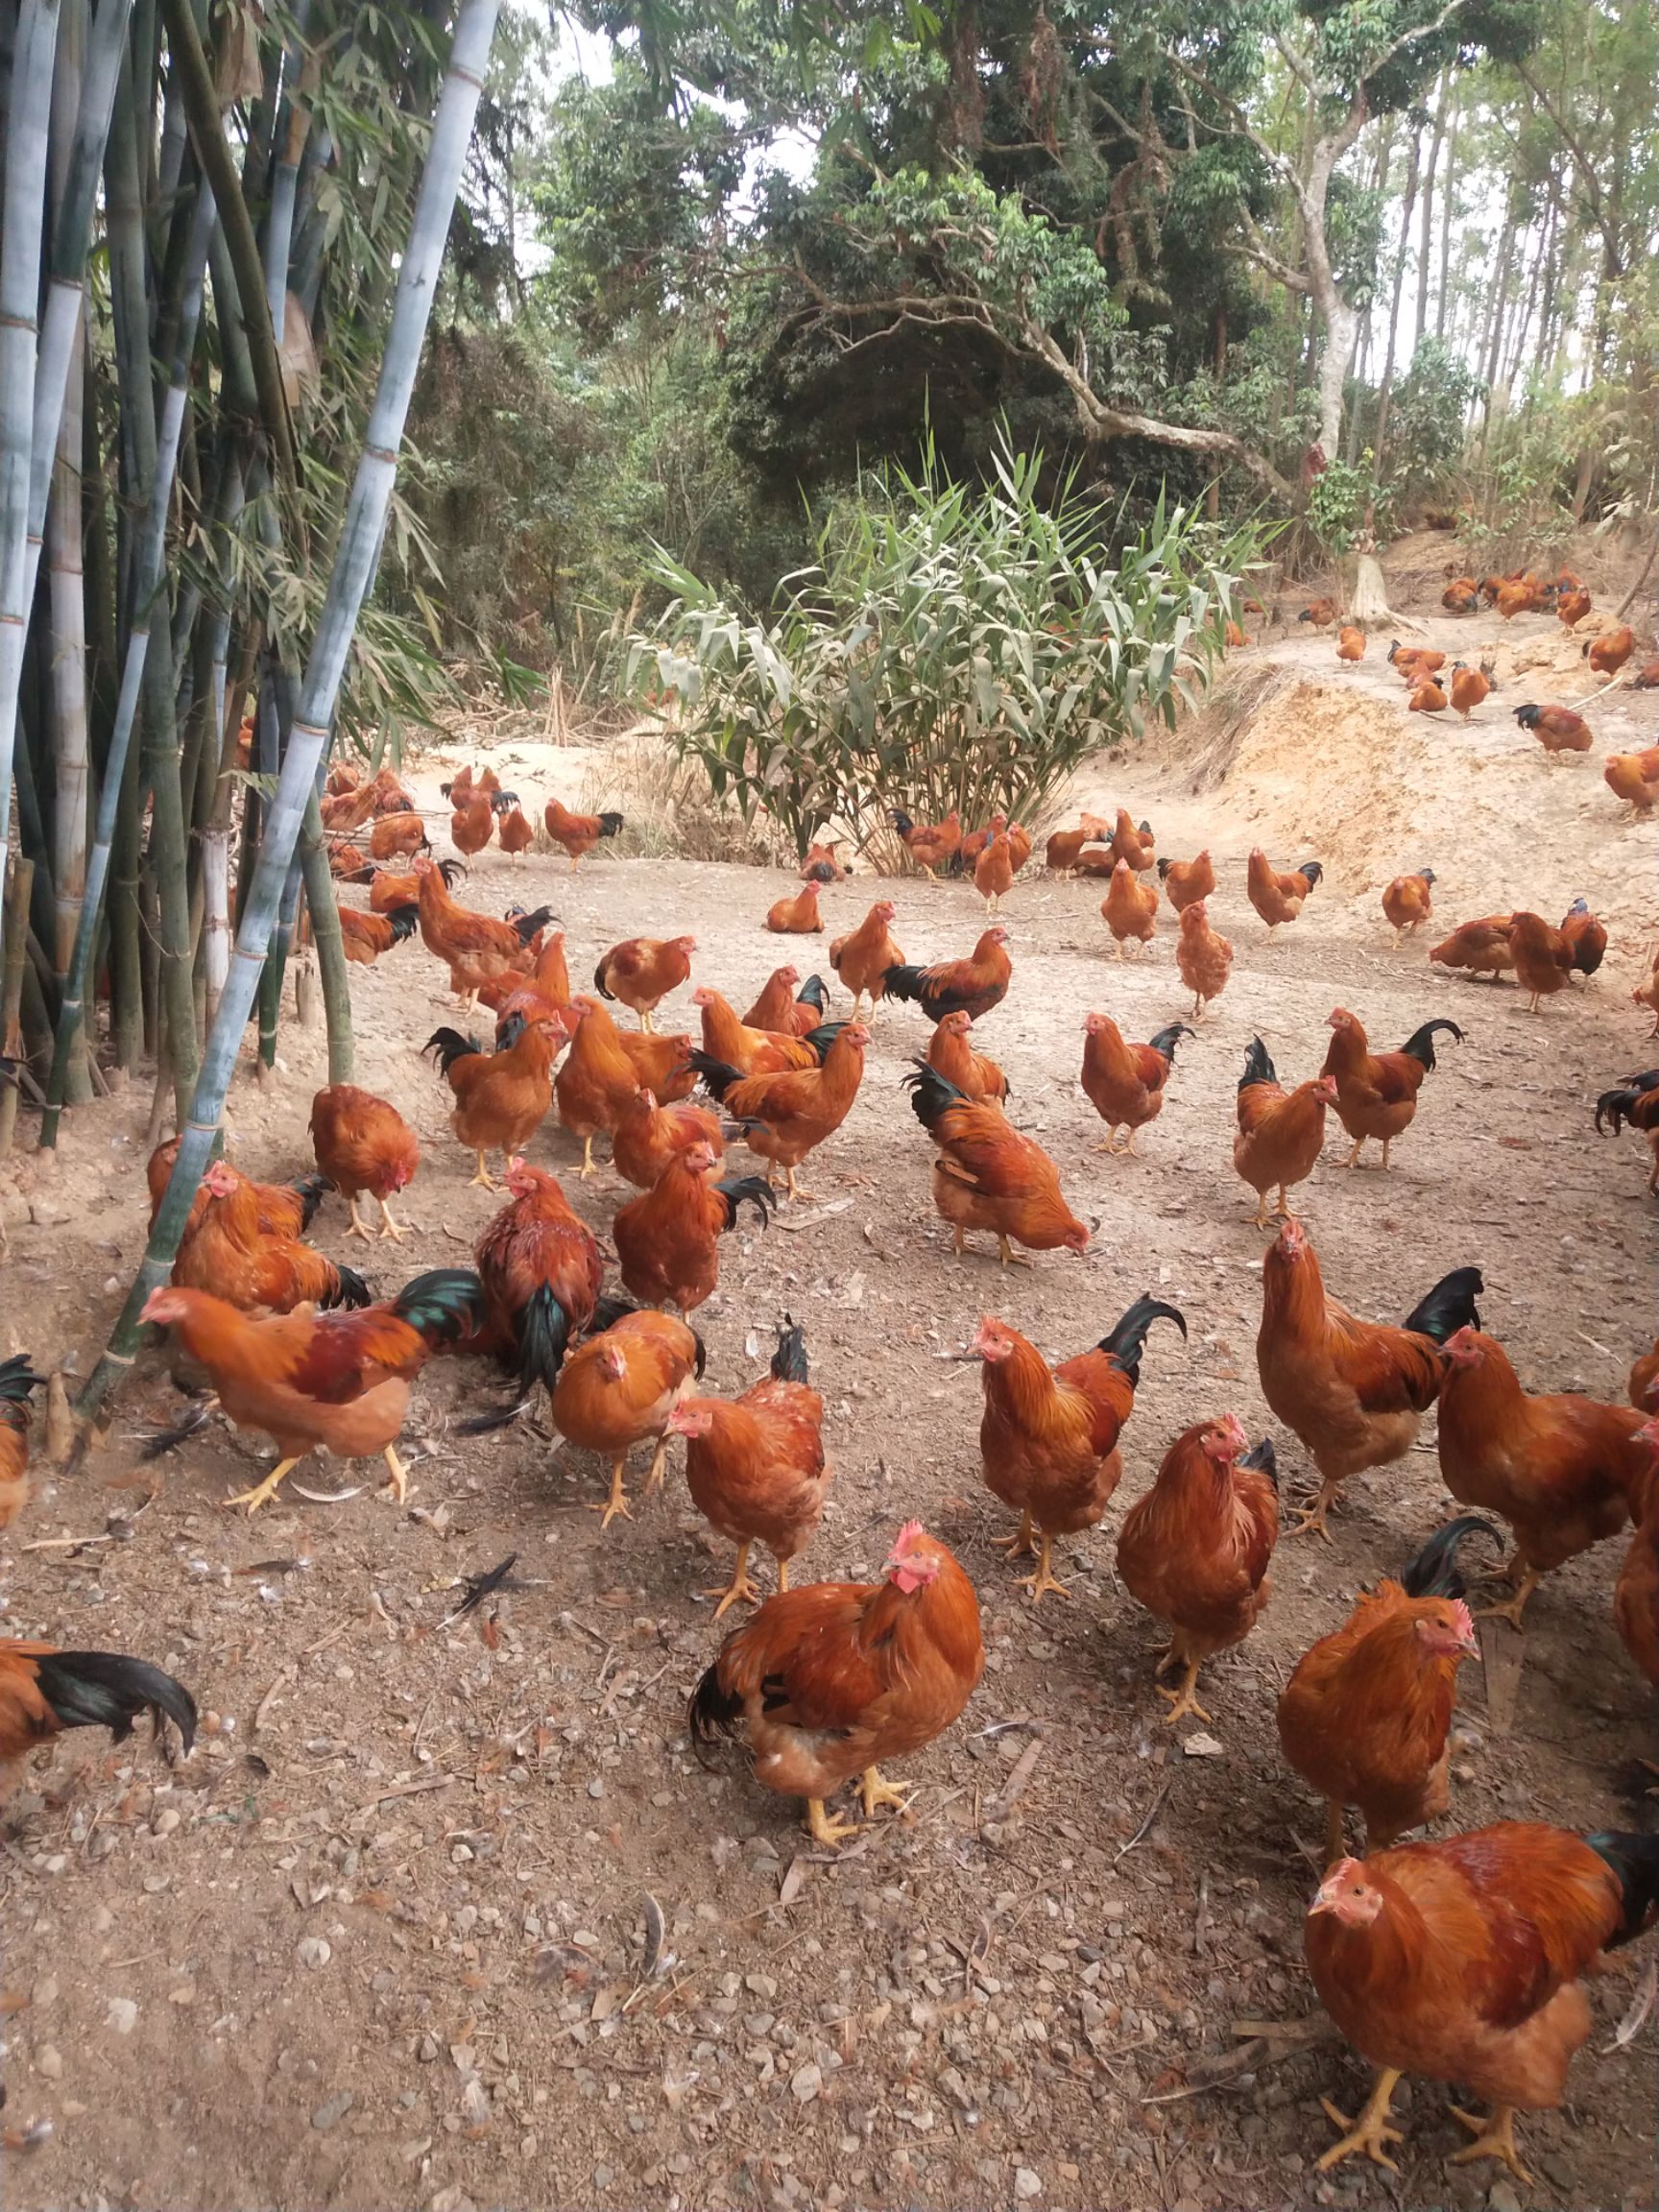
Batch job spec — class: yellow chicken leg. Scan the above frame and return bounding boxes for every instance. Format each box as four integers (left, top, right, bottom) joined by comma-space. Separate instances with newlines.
1476, 1562, 1540, 1630
1449, 2103, 1534, 2184
997, 1234, 1032, 1267
639, 1010, 655, 1033
377, 1196, 412, 1241
381, 1445, 411, 1504
1316, 2067, 1405, 2173
860, 1766, 912, 1819
706, 1541, 761, 1618
1016, 1528, 1070, 1603
642, 1431, 671, 1494
1345, 1137, 1365, 1168
784, 1166, 816, 1203
580, 1134, 596, 1178
343, 1192, 373, 1242
805, 1797, 861, 1847
776, 1557, 790, 1593
222, 1455, 302, 1515
991, 1509, 1036, 1558
1156, 1654, 1212, 1726
589, 1455, 632, 1528
1286, 1478, 1339, 1543
470, 1150, 498, 1190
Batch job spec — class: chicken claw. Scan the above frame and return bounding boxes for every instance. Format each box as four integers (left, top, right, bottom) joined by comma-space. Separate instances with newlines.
343, 1194, 374, 1243
376, 1198, 412, 1242
1155, 1656, 1212, 1726
1015, 1530, 1070, 1603
1474, 1563, 1539, 1631
1449, 2103, 1534, 2184
990, 1510, 1036, 1559
469, 1150, 498, 1190
1285, 1482, 1338, 1542
1315, 2067, 1405, 2173
221, 1455, 301, 1515
996, 1235, 1033, 1268
381, 1445, 411, 1505
860, 1766, 913, 1819
706, 1540, 762, 1619
589, 1456, 633, 1528
805, 1797, 862, 1848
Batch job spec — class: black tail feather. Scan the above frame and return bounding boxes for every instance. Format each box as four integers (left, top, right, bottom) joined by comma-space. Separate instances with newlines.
770, 1316, 808, 1384
424, 1026, 483, 1076
801, 1022, 845, 1063
510, 904, 555, 945
598, 812, 624, 837
287, 1174, 330, 1232
902, 1062, 969, 1132
882, 961, 928, 1007
1401, 1264, 1484, 1342
0, 1355, 43, 1407
593, 957, 615, 1000
797, 975, 829, 1014
688, 1659, 744, 1763
689, 1049, 745, 1101
34, 1650, 198, 1755
1147, 1022, 1196, 1062
325, 1264, 374, 1311
1398, 1515, 1504, 1599
1097, 1295, 1187, 1383
1238, 1036, 1277, 1091
715, 1175, 776, 1232
390, 1268, 487, 1346
1399, 1017, 1465, 1069
1584, 1833, 1659, 1950
384, 903, 421, 946
1240, 1436, 1278, 1487
517, 1283, 574, 1396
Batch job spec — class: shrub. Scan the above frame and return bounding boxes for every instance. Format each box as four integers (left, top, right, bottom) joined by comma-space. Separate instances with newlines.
629, 434, 1262, 857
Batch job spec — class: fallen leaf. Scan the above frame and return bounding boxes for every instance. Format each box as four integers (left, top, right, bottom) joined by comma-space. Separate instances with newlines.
1604, 1959, 1657, 2053
778, 1857, 808, 1908
1181, 1731, 1225, 1758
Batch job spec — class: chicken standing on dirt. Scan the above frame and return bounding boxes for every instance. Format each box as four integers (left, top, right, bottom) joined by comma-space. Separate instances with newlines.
974, 819, 1017, 913
411, 854, 550, 1005
1101, 858, 1158, 956
612, 1143, 776, 1313
425, 1013, 559, 1189
1430, 915, 1515, 984
147, 1141, 326, 1242
1278, 1516, 1499, 1864
882, 926, 1011, 1024
0, 1357, 42, 1533
691, 1023, 869, 1202
1434, 1325, 1644, 1627
1157, 851, 1215, 914
339, 902, 420, 966
1081, 1014, 1191, 1154
689, 1521, 983, 1846
1558, 897, 1606, 978
309, 1083, 421, 1241
1176, 901, 1232, 1015
1233, 1039, 1336, 1229
612, 1085, 725, 1190
1320, 1010, 1464, 1169
670, 1318, 829, 1615
1116, 1418, 1279, 1725
1305, 1825, 1659, 2182
1256, 1219, 1483, 1540
1507, 911, 1575, 1012
593, 935, 695, 1031
741, 968, 828, 1037
173, 1162, 372, 1316
830, 901, 903, 1018
904, 1065, 1088, 1265
972, 1297, 1186, 1601
1381, 870, 1434, 941
468, 1160, 605, 1419
553, 996, 650, 1176
1596, 1069, 1659, 1193
1514, 703, 1592, 757
140, 1271, 485, 1512
1247, 849, 1324, 933
0, 1641, 197, 1791
543, 797, 624, 870
890, 808, 962, 878
551, 1308, 703, 1527
692, 986, 822, 1077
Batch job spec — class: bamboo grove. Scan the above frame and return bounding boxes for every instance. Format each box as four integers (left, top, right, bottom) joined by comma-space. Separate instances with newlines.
0, 0, 498, 1408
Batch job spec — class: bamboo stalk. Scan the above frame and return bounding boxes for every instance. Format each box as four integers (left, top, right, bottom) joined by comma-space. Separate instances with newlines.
0, 1, 64, 944
0, 859, 36, 1155
299, 791, 352, 1083
77, 0, 500, 1418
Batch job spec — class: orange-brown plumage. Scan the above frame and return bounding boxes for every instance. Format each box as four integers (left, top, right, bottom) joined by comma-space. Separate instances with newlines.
891, 807, 962, 877
1247, 847, 1324, 930
1173, 902, 1231, 1020
543, 796, 623, 870
616, 1025, 696, 1104
426, 1016, 559, 1187
1407, 679, 1448, 713
830, 901, 904, 1014
449, 786, 496, 856
693, 986, 820, 1077
1555, 587, 1591, 627
1116, 1416, 1278, 1723
309, 1083, 420, 1241
693, 1025, 869, 1198
480, 929, 571, 1018
1435, 1326, 1642, 1623
974, 1296, 1185, 1600
146, 1141, 325, 1243
741, 965, 816, 1035
172, 1161, 371, 1316
550, 1308, 702, 1525
1587, 623, 1634, 676
904, 1065, 1087, 1263
1335, 624, 1366, 661
670, 1318, 829, 1612
411, 854, 544, 993
613, 1143, 775, 1312
494, 800, 534, 858
369, 806, 428, 861
1320, 1007, 1462, 1167
973, 819, 1017, 911
338, 902, 420, 965
1233, 1040, 1335, 1228
1305, 1823, 1659, 2175
765, 882, 824, 934
472, 1159, 604, 1402
1558, 898, 1606, 976
1256, 1220, 1480, 1539
1101, 858, 1158, 954
593, 934, 695, 1028
800, 839, 848, 883
1603, 749, 1659, 812
1506, 910, 1574, 1010
1514, 702, 1592, 755
1105, 809, 1155, 873
1157, 850, 1215, 913
1429, 914, 1515, 982
552, 996, 647, 1174
1448, 661, 1489, 717
0, 1358, 42, 1534
612, 1086, 724, 1190
1381, 871, 1434, 938
688, 1522, 983, 1844
926, 1009, 1007, 1102
1080, 1012, 1190, 1153
882, 926, 1011, 1024
139, 1270, 485, 1510
1617, 1424, 1659, 1683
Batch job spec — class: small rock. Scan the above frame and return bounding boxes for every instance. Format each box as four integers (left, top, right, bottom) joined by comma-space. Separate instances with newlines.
1014, 2168, 1042, 2201
36, 2044, 62, 2080
1488, 2185, 1523, 2212
790, 2062, 822, 2103
151, 1808, 180, 1838
33, 1977, 58, 2008
429, 2190, 475, 2212
105, 1998, 138, 2035
311, 2092, 353, 2131
460, 2078, 491, 2128
418, 2034, 440, 2063
296, 1936, 332, 1970
591, 2167, 613, 2191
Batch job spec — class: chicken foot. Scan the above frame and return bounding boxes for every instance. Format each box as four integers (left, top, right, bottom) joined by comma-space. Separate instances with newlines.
1344, 1137, 1394, 1170
222, 1455, 303, 1515
996, 1235, 1032, 1268
860, 1766, 912, 1819
1448, 2103, 1534, 2185
1154, 1652, 1213, 1726
805, 1797, 861, 1847
1474, 1559, 1541, 1630
1285, 1477, 1339, 1543
589, 1455, 633, 1528
375, 1196, 413, 1241
343, 1192, 375, 1242
990, 1510, 1036, 1559
579, 1135, 597, 1178
380, 1446, 411, 1505
1315, 2066, 1405, 2173
706, 1539, 762, 1619
1016, 1528, 1070, 1603
469, 1150, 499, 1190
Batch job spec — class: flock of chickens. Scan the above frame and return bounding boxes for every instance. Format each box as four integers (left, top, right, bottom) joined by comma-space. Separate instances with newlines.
5, 621, 1659, 2195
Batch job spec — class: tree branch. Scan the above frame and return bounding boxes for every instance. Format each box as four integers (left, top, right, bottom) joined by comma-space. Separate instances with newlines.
1514, 62, 1612, 239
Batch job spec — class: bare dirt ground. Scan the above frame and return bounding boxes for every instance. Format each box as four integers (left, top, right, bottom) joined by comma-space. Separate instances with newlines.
2, 579, 1656, 2212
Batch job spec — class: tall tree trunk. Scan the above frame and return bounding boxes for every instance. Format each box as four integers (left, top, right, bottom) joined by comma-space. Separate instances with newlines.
1373, 123, 1423, 472
1434, 86, 1459, 341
